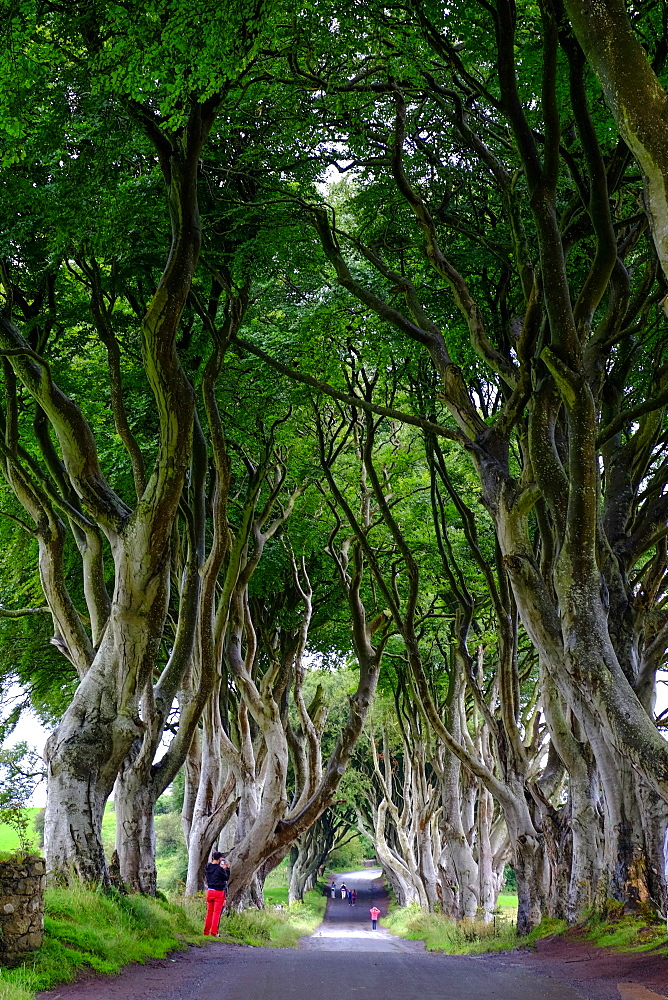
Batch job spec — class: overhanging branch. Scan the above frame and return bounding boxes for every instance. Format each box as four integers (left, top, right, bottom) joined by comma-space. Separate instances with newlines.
233, 336, 470, 447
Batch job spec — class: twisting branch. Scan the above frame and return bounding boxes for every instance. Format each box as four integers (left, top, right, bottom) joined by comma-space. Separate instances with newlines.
83, 258, 147, 501
0, 605, 50, 618
388, 85, 519, 389
233, 334, 469, 446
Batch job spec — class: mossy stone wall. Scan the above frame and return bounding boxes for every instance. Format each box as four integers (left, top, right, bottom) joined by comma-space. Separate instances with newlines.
0, 853, 45, 967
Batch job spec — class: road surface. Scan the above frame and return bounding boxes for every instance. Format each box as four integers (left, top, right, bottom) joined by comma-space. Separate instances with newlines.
302, 868, 418, 952
39, 870, 665, 1000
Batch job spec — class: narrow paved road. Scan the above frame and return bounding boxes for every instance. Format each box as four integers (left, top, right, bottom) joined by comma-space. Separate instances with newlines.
302, 868, 418, 952
41, 938, 586, 1000
40, 869, 589, 1000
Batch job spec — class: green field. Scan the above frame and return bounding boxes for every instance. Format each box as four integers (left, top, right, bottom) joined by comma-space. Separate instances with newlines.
0, 803, 114, 857
0, 807, 42, 854
496, 892, 518, 920
101, 801, 115, 853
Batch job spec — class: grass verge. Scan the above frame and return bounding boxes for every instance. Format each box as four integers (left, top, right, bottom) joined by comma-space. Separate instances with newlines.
0, 884, 202, 1000
382, 904, 565, 955
580, 909, 668, 953
0, 880, 326, 1000
220, 889, 326, 947
172, 887, 326, 949
384, 897, 668, 958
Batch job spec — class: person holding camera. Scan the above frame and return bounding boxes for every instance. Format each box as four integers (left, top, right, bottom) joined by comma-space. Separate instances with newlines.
203, 852, 230, 936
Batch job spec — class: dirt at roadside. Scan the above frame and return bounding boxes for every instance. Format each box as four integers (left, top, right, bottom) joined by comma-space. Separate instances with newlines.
479, 932, 668, 1000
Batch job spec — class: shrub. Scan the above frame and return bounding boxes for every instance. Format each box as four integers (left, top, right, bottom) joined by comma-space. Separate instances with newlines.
155, 811, 185, 854
328, 833, 374, 872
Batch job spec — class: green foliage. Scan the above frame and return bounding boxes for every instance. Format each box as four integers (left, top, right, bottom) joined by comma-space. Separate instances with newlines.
0, 746, 42, 854
503, 866, 517, 891
155, 811, 184, 855
327, 833, 374, 872
0, 808, 31, 855
0, 807, 41, 855
150, 783, 190, 892
31, 808, 44, 850
155, 771, 185, 814
156, 850, 189, 894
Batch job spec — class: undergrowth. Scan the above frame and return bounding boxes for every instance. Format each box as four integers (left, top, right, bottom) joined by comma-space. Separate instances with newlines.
384, 898, 668, 957
178, 886, 325, 948
382, 904, 566, 955
0, 882, 326, 1000
0, 884, 202, 1000
220, 889, 326, 948
580, 905, 668, 953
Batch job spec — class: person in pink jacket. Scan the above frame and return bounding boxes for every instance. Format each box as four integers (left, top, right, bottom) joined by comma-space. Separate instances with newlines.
369, 906, 380, 929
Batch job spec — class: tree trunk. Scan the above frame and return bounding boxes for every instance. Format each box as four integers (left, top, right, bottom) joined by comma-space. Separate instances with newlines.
184, 701, 237, 895
114, 751, 158, 895
43, 603, 167, 883
437, 746, 479, 919
477, 786, 496, 922
513, 831, 548, 936
596, 749, 661, 910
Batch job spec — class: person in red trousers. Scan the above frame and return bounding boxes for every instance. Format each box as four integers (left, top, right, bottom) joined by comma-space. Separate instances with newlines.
203, 852, 230, 936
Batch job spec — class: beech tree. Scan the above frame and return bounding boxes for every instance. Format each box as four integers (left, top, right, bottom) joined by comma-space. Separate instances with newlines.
3, 0, 668, 930
234, 0, 668, 925
563, 0, 668, 276
0, 0, 293, 882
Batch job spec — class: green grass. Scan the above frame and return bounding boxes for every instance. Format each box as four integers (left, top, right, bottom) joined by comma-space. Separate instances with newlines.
0, 809, 41, 855
219, 889, 326, 948
182, 885, 325, 948
382, 898, 564, 955
264, 885, 289, 907
262, 857, 291, 908
0, 870, 327, 1000
496, 892, 518, 921
383, 895, 668, 958
0, 883, 203, 1000
581, 910, 668, 953
101, 801, 115, 855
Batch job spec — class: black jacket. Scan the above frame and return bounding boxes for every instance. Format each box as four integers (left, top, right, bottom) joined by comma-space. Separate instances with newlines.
205, 862, 230, 891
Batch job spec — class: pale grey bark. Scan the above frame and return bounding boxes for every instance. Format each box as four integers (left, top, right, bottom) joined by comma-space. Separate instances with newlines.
435, 704, 479, 920
114, 750, 158, 895
541, 666, 601, 922
477, 786, 496, 923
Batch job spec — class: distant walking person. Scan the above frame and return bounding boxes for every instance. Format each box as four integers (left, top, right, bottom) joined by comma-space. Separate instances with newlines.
347, 889, 354, 905
340, 882, 347, 899
351, 889, 357, 905
330, 882, 337, 898
203, 852, 230, 936
370, 905, 380, 930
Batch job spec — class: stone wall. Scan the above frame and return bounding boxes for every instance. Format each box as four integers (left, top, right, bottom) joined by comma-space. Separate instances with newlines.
0, 854, 45, 967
